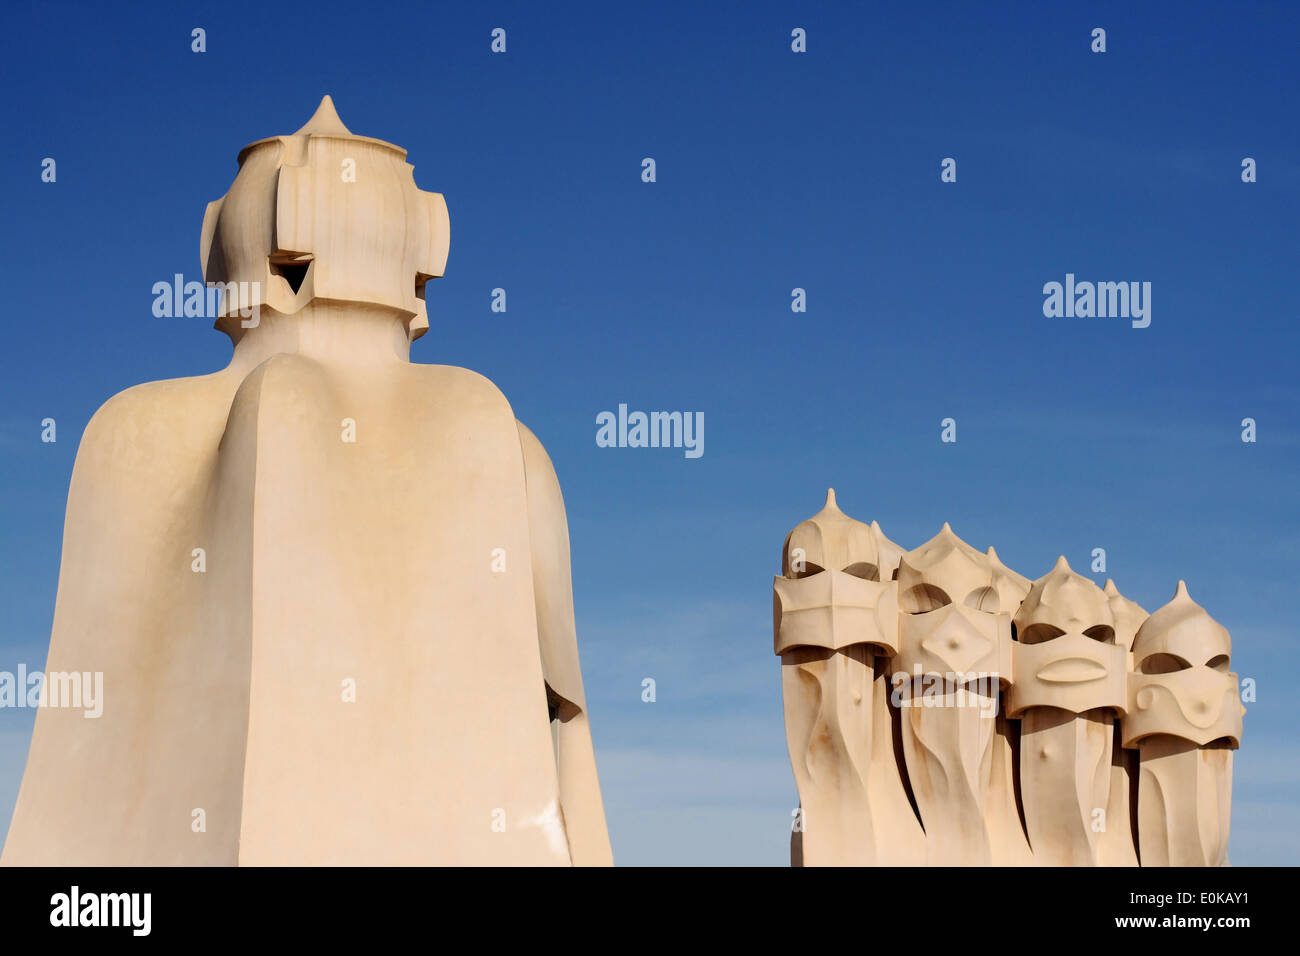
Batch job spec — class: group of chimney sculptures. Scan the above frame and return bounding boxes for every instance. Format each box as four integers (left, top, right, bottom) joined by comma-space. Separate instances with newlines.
773, 490, 1244, 867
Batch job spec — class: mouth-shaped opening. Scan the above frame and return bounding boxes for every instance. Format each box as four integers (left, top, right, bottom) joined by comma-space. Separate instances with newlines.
269, 253, 314, 295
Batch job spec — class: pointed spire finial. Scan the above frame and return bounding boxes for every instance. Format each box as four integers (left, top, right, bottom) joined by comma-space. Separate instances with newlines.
1053, 555, 1071, 573
1104, 578, 1119, 596
941, 521, 952, 534
824, 488, 837, 509
1175, 579, 1191, 600
294, 94, 352, 136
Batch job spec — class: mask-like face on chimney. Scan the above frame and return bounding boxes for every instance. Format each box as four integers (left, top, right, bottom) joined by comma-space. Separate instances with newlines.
1123, 581, 1244, 748
200, 95, 450, 344
772, 489, 899, 656
893, 524, 1013, 684
1006, 556, 1126, 717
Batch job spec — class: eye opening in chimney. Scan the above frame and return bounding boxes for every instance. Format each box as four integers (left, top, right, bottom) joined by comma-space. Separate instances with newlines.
415, 272, 433, 301
269, 253, 313, 295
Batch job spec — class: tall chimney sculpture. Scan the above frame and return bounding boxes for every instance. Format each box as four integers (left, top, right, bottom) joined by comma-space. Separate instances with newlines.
773, 491, 1243, 866
3, 97, 612, 866
1124, 582, 1243, 866
773, 490, 921, 865
1007, 558, 1127, 865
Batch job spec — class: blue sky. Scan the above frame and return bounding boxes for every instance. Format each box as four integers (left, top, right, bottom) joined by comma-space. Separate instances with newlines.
1, 0, 1297, 864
